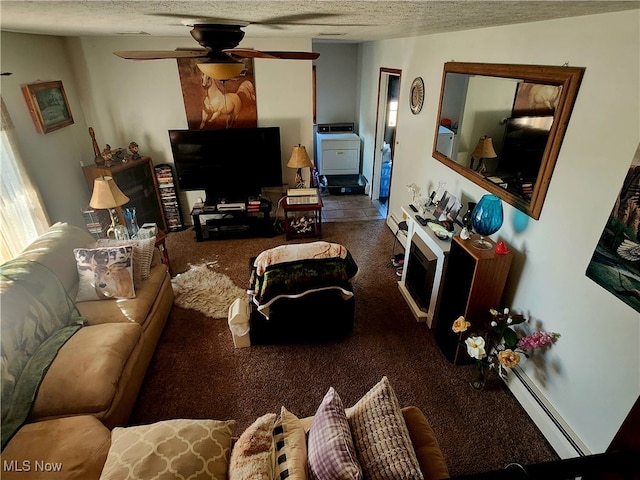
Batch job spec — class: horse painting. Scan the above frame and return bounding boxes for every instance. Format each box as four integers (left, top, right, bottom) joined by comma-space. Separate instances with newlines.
200, 74, 256, 129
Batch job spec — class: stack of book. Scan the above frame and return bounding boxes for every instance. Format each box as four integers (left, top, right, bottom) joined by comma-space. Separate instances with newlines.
521, 182, 534, 197
82, 207, 110, 239
247, 197, 261, 213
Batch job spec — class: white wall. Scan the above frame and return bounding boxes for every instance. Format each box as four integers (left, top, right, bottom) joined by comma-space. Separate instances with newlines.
66, 35, 314, 220
312, 42, 359, 127
1, 33, 94, 228
358, 11, 639, 454
1, 33, 314, 226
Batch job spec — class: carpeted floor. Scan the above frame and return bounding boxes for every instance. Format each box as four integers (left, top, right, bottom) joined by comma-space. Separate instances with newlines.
130, 220, 558, 476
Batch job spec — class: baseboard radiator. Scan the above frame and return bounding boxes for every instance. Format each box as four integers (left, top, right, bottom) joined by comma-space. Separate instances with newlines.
386, 213, 408, 244
505, 367, 591, 458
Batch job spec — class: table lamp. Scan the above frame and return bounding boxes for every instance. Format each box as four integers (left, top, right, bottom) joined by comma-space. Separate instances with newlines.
469, 136, 497, 174
89, 176, 130, 238
287, 144, 314, 188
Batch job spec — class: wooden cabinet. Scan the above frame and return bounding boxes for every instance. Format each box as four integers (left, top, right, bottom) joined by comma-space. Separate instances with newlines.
282, 194, 323, 240
435, 234, 512, 364
82, 157, 167, 233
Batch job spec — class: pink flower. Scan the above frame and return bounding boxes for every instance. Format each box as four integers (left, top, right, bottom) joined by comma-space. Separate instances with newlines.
517, 331, 560, 351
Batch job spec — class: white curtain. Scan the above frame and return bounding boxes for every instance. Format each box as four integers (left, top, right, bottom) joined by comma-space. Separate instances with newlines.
0, 97, 50, 263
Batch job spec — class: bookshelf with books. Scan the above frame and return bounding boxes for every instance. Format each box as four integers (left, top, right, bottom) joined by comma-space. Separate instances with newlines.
154, 164, 184, 232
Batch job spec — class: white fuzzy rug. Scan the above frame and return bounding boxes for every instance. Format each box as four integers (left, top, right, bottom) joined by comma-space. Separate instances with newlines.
171, 263, 246, 318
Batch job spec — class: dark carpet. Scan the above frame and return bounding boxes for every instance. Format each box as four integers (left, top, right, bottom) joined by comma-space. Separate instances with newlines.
130, 219, 558, 476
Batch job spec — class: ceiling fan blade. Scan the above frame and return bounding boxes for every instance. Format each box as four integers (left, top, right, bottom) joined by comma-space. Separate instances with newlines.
114, 50, 207, 60
225, 48, 319, 60
262, 51, 320, 60
223, 48, 277, 59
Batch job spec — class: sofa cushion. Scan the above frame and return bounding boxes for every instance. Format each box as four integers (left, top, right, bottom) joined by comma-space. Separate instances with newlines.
273, 406, 308, 480
76, 263, 168, 327
346, 377, 423, 480
18, 222, 95, 293
307, 387, 362, 480
230, 412, 276, 480
97, 236, 156, 287
74, 246, 135, 301
0, 415, 110, 480
0, 258, 85, 449
99, 419, 235, 480
30, 322, 141, 420
401, 407, 449, 480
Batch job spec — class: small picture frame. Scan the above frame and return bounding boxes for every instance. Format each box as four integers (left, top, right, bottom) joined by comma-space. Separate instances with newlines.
434, 191, 463, 224
21, 80, 74, 134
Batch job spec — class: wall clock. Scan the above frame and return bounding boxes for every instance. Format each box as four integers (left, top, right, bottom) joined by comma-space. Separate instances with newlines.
409, 77, 425, 115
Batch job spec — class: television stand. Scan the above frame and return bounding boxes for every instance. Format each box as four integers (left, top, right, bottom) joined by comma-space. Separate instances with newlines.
191, 199, 273, 241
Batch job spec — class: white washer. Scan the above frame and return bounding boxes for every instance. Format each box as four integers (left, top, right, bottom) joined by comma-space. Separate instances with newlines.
315, 132, 361, 175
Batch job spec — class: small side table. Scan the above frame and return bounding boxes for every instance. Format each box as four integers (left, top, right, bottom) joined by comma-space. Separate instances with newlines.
282, 193, 323, 240
154, 229, 171, 273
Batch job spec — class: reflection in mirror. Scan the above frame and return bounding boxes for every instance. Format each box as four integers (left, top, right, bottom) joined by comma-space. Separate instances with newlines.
433, 63, 584, 220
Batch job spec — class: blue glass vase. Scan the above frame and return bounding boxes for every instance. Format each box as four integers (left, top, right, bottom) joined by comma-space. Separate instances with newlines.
471, 194, 503, 250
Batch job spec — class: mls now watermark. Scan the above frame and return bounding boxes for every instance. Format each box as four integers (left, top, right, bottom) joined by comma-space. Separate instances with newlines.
4, 460, 63, 472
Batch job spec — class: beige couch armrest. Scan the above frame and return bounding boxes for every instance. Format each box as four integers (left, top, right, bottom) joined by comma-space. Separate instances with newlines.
402, 406, 449, 480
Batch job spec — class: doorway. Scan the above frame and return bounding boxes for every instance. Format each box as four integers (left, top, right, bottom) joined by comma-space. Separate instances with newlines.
371, 68, 401, 218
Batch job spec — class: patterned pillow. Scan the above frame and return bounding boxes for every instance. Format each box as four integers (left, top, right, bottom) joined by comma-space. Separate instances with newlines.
346, 377, 424, 480
97, 236, 156, 287
307, 387, 362, 480
99, 418, 235, 480
74, 246, 135, 301
273, 406, 308, 480
229, 413, 276, 480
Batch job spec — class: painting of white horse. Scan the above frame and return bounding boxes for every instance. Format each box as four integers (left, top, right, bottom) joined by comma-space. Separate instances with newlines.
177, 57, 257, 129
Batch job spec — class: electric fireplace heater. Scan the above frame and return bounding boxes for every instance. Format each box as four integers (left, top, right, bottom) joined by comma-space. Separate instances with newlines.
405, 235, 437, 312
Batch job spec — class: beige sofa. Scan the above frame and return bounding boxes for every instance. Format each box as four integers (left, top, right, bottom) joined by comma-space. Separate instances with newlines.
1, 222, 174, 479
0, 224, 449, 480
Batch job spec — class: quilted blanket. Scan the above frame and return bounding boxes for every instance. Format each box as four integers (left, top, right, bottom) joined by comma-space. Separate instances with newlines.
0, 259, 85, 449
250, 242, 358, 318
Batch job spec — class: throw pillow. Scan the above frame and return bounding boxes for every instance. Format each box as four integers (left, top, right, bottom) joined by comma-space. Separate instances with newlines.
229, 413, 277, 480
97, 236, 156, 286
346, 377, 424, 480
99, 418, 235, 480
273, 406, 308, 480
74, 246, 135, 301
307, 387, 362, 480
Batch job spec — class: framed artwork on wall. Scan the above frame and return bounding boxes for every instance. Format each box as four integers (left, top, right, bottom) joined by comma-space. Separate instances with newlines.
586, 143, 640, 313
512, 82, 563, 117
21, 80, 74, 134
177, 57, 257, 130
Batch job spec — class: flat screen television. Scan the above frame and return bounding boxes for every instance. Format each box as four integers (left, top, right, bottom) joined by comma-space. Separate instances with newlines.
169, 127, 283, 204
497, 115, 553, 180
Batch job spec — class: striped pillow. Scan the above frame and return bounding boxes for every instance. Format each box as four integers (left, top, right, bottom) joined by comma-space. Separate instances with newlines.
273, 406, 308, 480
346, 377, 423, 480
307, 387, 362, 480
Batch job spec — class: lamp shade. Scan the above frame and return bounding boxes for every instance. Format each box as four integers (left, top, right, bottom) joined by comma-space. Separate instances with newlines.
89, 176, 129, 209
471, 136, 497, 159
287, 145, 314, 169
197, 61, 246, 81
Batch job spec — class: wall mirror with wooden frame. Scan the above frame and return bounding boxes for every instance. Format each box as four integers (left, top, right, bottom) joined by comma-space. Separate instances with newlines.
432, 62, 585, 220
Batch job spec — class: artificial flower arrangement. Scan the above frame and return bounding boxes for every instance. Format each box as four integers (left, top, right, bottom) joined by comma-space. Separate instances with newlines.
452, 308, 560, 389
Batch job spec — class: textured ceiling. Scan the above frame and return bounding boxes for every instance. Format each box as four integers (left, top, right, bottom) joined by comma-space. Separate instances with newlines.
1, 1, 638, 42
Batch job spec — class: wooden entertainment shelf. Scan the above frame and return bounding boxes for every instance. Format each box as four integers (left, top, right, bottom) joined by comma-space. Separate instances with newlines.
191, 200, 273, 241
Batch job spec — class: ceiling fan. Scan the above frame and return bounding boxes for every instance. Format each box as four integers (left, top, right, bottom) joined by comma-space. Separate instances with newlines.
114, 22, 320, 80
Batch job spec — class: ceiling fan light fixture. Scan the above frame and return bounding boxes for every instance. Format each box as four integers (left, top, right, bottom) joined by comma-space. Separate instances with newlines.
197, 61, 245, 80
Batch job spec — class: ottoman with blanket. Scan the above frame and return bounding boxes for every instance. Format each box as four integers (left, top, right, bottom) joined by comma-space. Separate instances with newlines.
229, 241, 358, 346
